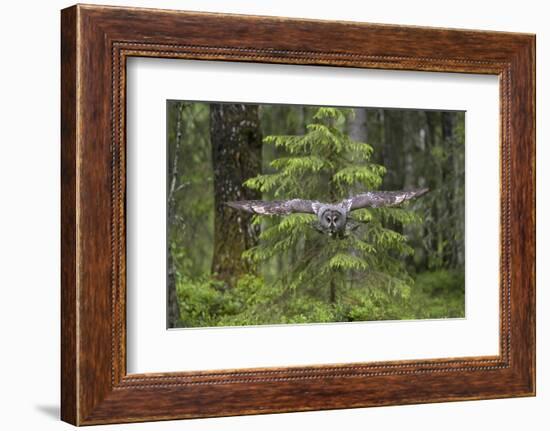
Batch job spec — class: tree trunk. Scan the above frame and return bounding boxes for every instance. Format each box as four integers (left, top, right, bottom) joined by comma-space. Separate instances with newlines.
425, 111, 444, 267
329, 277, 337, 304
441, 111, 464, 268
348, 108, 368, 143
382, 110, 405, 190
167, 252, 180, 327
166, 103, 184, 328
210, 103, 262, 288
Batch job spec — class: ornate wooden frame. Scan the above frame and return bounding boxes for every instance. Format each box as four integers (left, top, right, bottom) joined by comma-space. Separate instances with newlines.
61, 4, 535, 426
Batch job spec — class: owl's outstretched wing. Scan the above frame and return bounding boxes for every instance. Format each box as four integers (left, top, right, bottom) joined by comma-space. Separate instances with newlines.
226, 198, 319, 215
345, 188, 429, 210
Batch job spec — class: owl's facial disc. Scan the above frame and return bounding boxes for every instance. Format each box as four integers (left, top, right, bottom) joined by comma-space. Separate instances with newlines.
320, 209, 345, 232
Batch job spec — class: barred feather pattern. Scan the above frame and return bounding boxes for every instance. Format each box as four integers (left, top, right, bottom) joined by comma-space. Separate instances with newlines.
345, 188, 429, 210
226, 198, 318, 215
226, 188, 428, 234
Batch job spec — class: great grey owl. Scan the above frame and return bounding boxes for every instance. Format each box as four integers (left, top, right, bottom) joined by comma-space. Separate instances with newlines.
227, 188, 429, 238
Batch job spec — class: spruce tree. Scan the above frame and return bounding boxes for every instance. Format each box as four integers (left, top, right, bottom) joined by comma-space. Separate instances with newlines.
238, 107, 422, 323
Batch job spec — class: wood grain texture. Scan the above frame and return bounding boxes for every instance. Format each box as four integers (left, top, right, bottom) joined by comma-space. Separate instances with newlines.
60, 5, 78, 425
60, 4, 535, 425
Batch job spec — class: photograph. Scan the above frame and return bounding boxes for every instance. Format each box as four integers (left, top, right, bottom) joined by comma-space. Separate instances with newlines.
166, 101, 466, 328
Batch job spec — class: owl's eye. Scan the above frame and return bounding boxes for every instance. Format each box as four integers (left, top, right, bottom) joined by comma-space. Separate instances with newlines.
333, 215, 339, 222
325, 216, 331, 223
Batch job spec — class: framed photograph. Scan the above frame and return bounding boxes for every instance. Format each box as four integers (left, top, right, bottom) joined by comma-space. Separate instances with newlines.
61, 4, 535, 425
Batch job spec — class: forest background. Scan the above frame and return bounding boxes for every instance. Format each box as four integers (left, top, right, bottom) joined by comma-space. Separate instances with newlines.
167, 101, 465, 328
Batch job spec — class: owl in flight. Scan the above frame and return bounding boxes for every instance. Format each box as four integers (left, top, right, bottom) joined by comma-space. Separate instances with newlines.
227, 188, 429, 238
